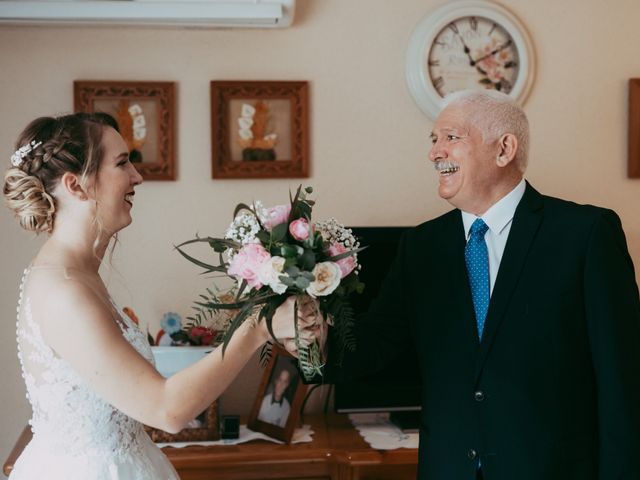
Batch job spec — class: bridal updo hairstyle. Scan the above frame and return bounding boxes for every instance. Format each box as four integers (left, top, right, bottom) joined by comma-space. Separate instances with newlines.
3, 113, 119, 234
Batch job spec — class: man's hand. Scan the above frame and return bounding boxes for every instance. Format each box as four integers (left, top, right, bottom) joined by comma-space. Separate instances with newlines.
272, 295, 327, 358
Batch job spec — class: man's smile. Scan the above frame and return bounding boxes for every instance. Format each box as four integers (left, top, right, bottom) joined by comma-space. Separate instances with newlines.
434, 161, 460, 176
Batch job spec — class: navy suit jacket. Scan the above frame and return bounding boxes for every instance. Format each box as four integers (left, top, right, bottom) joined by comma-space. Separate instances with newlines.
330, 183, 640, 479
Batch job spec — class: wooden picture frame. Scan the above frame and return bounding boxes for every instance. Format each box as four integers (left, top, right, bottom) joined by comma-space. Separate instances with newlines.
247, 345, 308, 443
629, 79, 640, 178
211, 80, 309, 179
74, 81, 176, 181
144, 400, 219, 443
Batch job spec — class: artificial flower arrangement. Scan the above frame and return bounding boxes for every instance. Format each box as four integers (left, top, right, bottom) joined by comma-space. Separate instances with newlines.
175, 186, 365, 380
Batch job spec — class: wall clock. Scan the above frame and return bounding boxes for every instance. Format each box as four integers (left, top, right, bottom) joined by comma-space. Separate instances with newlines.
405, 0, 535, 119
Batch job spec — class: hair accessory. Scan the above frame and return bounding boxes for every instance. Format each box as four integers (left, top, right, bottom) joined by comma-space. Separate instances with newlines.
10, 140, 42, 168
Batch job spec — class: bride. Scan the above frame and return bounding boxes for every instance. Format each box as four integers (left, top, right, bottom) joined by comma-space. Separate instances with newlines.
3, 112, 300, 479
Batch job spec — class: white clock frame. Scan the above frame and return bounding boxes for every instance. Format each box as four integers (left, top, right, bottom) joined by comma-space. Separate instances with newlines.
405, 0, 536, 119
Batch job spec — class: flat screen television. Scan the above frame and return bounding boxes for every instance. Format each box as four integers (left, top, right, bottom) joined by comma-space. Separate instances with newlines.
333, 226, 422, 431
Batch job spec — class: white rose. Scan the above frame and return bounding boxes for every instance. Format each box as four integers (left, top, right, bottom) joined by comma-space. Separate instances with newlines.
258, 256, 288, 294
306, 262, 342, 297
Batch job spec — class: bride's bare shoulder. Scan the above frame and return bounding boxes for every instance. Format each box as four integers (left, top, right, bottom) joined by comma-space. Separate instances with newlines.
25, 266, 114, 330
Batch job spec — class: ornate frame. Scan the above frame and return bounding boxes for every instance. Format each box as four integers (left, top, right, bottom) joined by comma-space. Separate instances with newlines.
211, 81, 309, 179
247, 345, 308, 443
628, 79, 640, 178
74, 81, 176, 181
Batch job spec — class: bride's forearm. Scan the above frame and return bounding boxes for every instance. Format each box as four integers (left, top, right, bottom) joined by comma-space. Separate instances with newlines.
158, 321, 268, 433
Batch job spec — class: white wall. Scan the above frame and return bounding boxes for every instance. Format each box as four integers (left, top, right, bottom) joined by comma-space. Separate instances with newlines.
1, 0, 639, 474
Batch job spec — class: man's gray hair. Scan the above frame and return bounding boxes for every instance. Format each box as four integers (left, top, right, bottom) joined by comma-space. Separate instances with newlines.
442, 90, 529, 173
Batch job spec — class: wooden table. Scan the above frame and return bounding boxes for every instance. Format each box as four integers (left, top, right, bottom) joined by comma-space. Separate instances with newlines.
3, 415, 418, 480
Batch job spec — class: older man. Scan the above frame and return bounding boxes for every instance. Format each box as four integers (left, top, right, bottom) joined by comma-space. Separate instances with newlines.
327, 89, 640, 479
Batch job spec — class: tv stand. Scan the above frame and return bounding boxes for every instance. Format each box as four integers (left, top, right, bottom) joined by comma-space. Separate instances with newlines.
389, 411, 421, 432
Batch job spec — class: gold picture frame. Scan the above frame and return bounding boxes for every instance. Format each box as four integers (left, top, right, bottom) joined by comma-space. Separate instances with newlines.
211, 80, 309, 179
74, 80, 176, 181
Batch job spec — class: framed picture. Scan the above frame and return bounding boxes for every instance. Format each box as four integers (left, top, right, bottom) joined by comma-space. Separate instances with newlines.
211, 80, 309, 179
629, 79, 640, 178
74, 80, 176, 181
144, 400, 219, 443
247, 345, 308, 443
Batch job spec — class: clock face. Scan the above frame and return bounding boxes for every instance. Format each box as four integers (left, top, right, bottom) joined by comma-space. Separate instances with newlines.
427, 16, 520, 97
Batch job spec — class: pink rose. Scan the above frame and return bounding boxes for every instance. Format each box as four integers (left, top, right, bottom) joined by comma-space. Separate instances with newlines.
329, 242, 357, 278
263, 204, 291, 231
289, 218, 311, 241
228, 243, 271, 289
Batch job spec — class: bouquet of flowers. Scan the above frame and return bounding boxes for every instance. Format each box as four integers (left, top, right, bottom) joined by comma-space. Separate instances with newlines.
175, 186, 364, 380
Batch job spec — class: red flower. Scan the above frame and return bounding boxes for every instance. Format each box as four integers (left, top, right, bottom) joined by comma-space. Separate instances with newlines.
190, 326, 217, 346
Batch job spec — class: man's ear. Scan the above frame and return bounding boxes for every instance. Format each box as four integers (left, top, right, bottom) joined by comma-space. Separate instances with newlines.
496, 133, 518, 167
60, 172, 88, 200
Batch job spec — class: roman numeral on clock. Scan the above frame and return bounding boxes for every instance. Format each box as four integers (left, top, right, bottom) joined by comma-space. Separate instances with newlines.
469, 17, 478, 31
448, 22, 459, 34
428, 59, 440, 67
433, 76, 445, 91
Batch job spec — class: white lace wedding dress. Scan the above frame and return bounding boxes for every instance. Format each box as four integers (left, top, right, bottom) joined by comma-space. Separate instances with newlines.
10, 267, 179, 480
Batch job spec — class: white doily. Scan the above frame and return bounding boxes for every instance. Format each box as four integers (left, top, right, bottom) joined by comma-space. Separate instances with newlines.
349, 413, 419, 450
156, 424, 314, 448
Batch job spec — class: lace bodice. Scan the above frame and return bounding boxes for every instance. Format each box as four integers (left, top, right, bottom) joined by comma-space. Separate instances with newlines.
15, 267, 154, 460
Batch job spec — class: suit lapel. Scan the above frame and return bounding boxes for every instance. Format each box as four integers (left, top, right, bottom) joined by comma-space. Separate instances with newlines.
473, 182, 544, 383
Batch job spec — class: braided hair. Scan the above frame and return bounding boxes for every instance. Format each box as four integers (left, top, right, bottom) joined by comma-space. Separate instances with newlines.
3, 113, 119, 233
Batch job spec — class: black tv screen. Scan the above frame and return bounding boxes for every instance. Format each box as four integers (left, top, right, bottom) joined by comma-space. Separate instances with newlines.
334, 227, 422, 422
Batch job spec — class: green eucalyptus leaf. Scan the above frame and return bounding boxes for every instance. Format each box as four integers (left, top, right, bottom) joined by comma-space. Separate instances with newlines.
299, 249, 316, 271
294, 277, 311, 289
280, 275, 295, 287
301, 271, 315, 281
285, 265, 301, 277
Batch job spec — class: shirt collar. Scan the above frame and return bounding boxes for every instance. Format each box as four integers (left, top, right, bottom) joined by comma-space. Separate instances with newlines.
461, 178, 526, 239
270, 393, 284, 406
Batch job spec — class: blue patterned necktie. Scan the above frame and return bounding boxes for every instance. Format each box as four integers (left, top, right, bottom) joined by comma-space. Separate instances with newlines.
465, 218, 490, 340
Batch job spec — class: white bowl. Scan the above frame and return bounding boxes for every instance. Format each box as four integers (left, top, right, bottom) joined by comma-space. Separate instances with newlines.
151, 345, 215, 378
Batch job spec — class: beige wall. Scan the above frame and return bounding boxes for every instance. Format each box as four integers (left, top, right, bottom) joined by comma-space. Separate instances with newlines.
1, 0, 639, 472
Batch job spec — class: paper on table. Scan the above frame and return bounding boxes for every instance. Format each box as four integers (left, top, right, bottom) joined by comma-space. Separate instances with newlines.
349, 413, 419, 450
156, 424, 314, 448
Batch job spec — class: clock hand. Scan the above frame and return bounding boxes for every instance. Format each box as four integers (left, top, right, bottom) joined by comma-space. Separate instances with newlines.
447, 23, 478, 66
473, 40, 513, 65
479, 76, 512, 92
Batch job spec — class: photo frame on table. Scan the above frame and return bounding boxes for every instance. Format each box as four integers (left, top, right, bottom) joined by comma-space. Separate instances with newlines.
210, 80, 309, 179
144, 400, 219, 443
74, 81, 176, 181
247, 345, 308, 443
628, 79, 640, 178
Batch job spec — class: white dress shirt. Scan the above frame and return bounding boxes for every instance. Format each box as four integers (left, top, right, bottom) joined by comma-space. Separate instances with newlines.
461, 179, 526, 295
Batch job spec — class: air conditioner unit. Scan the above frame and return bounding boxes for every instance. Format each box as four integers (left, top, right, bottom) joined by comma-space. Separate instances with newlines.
0, 0, 295, 28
